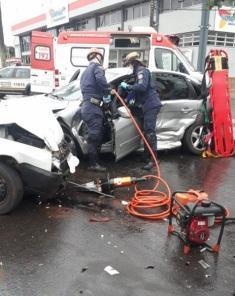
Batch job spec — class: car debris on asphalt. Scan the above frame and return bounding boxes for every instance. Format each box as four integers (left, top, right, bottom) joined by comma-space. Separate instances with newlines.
104, 265, 119, 275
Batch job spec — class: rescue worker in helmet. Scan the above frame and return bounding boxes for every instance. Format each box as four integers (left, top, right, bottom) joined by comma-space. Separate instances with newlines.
80, 48, 112, 172
120, 52, 162, 170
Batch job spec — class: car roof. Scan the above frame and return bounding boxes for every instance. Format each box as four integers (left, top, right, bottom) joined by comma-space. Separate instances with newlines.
1, 65, 31, 70
106, 67, 201, 85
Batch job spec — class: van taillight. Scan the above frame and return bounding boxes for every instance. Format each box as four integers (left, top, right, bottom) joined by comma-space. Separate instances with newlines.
54, 69, 59, 87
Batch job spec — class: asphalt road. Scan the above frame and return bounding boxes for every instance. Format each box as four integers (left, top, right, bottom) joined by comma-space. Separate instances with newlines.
0, 151, 234, 296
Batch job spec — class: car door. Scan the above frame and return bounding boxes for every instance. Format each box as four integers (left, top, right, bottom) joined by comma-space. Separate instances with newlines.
12, 68, 30, 93
0, 67, 15, 93
113, 106, 141, 161
153, 72, 202, 147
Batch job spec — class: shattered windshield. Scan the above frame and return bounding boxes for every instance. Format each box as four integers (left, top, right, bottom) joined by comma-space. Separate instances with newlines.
51, 81, 81, 101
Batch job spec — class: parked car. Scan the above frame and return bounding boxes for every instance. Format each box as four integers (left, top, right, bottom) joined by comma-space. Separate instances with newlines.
0, 96, 79, 214
0, 65, 31, 97
52, 68, 209, 158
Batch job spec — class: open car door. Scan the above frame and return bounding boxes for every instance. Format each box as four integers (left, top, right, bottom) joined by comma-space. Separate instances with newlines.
113, 106, 141, 161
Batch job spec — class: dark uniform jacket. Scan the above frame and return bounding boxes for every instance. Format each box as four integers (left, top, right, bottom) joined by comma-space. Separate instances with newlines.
80, 62, 110, 115
129, 65, 162, 113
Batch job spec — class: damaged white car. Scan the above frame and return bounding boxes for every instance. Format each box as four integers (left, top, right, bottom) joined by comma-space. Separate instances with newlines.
0, 97, 79, 214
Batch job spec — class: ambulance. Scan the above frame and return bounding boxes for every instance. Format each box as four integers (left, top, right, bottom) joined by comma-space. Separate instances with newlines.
30, 28, 202, 94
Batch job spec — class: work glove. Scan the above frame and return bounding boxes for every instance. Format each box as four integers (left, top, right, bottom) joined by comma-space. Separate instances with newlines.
103, 95, 112, 104
120, 82, 130, 90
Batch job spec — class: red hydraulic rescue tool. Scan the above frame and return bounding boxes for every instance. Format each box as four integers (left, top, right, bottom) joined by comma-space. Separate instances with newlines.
204, 49, 235, 157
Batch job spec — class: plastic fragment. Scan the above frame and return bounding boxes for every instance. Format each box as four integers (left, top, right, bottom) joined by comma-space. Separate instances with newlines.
104, 265, 119, 275
200, 247, 207, 253
198, 260, 210, 269
121, 201, 128, 206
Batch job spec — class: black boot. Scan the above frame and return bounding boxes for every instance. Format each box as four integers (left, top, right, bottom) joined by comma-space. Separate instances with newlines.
88, 163, 106, 172
142, 151, 159, 171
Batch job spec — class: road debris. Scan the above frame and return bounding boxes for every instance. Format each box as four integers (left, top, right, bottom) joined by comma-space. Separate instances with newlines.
200, 247, 208, 253
198, 259, 210, 269
121, 201, 128, 206
205, 274, 212, 278
81, 267, 88, 273
145, 265, 155, 269
89, 216, 110, 222
104, 265, 119, 275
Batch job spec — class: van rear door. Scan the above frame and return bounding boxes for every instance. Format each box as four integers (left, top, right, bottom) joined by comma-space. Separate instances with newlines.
30, 31, 55, 94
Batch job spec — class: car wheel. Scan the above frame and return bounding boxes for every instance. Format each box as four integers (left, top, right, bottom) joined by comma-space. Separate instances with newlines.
0, 162, 24, 214
183, 122, 210, 155
23, 84, 31, 96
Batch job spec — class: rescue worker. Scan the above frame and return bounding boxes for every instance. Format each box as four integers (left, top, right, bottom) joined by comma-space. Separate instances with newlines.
80, 48, 111, 172
120, 52, 162, 170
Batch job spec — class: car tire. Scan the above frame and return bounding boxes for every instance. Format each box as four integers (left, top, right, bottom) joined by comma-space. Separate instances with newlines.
23, 84, 31, 96
183, 122, 210, 155
0, 162, 24, 214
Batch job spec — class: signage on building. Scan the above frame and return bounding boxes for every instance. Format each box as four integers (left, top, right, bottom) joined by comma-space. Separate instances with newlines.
46, 0, 69, 29
214, 6, 235, 32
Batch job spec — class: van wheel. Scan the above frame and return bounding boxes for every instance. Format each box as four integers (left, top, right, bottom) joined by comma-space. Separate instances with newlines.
183, 122, 210, 155
0, 162, 24, 214
23, 84, 31, 96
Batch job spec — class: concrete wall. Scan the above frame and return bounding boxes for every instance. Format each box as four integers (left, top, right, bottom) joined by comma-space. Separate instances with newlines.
159, 4, 202, 35
124, 17, 150, 30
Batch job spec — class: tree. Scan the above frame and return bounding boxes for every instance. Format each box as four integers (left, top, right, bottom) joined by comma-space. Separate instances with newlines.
208, 0, 235, 9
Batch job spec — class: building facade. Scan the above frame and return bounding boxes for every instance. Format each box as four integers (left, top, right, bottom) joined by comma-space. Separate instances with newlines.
11, 0, 235, 76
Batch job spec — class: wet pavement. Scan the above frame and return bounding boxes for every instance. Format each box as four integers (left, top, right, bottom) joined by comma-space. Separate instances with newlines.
0, 151, 234, 296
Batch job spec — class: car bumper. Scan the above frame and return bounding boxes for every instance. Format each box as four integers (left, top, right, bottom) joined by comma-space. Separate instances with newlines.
18, 163, 66, 196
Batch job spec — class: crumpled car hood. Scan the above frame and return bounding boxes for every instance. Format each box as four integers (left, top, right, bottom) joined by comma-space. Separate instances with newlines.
0, 96, 64, 152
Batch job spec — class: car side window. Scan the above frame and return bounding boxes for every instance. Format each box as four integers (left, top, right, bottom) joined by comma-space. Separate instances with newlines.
0, 68, 14, 79
154, 73, 190, 100
155, 48, 188, 74
15, 68, 30, 79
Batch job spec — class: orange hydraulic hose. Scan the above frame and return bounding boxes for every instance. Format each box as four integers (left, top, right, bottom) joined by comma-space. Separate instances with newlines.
113, 90, 172, 220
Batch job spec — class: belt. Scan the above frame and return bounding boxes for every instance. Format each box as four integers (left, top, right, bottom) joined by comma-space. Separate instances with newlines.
90, 97, 103, 107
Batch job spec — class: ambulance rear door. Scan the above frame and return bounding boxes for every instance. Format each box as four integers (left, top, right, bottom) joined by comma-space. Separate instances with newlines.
30, 31, 56, 94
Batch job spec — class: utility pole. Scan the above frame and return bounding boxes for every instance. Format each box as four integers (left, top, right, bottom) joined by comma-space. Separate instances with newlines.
150, 0, 160, 31
197, 2, 210, 72
0, 2, 6, 68
155, 0, 160, 32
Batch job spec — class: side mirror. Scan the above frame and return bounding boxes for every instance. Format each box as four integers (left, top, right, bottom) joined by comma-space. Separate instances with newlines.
69, 69, 80, 83
117, 106, 130, 118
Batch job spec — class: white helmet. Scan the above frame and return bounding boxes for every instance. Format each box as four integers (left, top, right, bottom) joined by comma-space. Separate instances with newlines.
87, 48, 103, 61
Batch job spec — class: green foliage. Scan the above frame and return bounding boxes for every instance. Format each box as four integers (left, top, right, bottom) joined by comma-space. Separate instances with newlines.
207, 0, 235, 9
